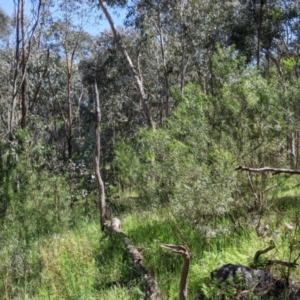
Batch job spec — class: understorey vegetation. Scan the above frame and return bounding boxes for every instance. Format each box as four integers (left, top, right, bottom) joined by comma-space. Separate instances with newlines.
1, 0, 300, 299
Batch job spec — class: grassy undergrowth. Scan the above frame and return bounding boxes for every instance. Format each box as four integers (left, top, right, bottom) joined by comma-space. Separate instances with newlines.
1, 203, 299, 300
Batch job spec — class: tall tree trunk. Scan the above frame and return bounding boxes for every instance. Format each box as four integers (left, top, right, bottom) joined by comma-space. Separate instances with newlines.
94, 81, 106, 230
257, 0, 264, 67
64, 39, 78, 161
157, 8, 170, 121
8, 0, 41, 135
180, 0, 188, 96
9, 0, 21, 135
98, 0, 153, 128
66, 71, 73, 160
20, 0, 27, 128
287, 132, 297, 169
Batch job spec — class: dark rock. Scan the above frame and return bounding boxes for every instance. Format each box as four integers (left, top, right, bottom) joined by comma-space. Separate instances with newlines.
210, 263, 287, 299
212, 263, 275, 289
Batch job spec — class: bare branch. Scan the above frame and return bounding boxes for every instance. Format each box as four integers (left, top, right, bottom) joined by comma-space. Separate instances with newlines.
161, 244, 190, 300
253, 242, 276, 267
266, 260, 298, 268
235, 166, 300, 175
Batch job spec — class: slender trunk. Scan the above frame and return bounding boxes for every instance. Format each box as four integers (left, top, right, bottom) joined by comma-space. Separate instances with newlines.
180, 0, 187, 95
180, 41, 187, 96
94, 81, 106, 230
0, 141, 3, 185
65, 41, 73, 161
98, 0, 153, 128
21, 0, 27, 128
257, 0, 264, 67
155, 56, 164, 126
288, 132, 296, 169
9, 0, 41, 135
157, 8, 169, 121
65, 37, 79, 160
66, 71, 72, 160
9, 0, 21, 135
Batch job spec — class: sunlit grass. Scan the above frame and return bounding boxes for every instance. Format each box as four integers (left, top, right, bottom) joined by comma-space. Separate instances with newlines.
2, 200, 300, 299
37, 222, 101, 299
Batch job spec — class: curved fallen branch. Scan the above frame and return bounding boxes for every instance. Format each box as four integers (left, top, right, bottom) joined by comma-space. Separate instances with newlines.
106, 218, 161, 300
252, 242, 299, 269
266, 260, 299, 268
235, 166, 300, 175
252, 242, 276, 267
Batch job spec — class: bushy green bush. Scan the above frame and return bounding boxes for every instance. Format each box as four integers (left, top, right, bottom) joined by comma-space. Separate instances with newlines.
114, 47, 300, 226
0, 130, 83, 299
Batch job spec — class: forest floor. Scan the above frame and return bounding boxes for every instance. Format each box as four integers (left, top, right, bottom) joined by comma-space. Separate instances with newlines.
2, 182, 300, 299
35, 196, 300, 299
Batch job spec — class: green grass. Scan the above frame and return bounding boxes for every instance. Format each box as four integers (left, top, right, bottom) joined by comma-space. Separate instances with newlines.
1, 201, 300, 299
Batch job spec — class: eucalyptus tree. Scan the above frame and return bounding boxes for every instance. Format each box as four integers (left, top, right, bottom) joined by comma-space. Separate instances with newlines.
228, 0, 300, 69
124, 0, 247, 106
98, 0, 154, 128
0, 0, 53, 140
0, 8, 10, 134
5, 0, 42, 136
43, 0, 94, 160
78, 29, 148, 193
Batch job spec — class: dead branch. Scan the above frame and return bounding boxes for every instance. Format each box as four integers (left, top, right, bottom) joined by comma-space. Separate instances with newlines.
105, 219, 161, 300
161, 244, 190, 300
252, 243, 299, 269
266, 260, 298, 268
235, 166, 300, 175
252, 242, 276, 267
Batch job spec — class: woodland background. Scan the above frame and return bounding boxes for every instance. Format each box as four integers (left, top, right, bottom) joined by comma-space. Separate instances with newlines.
1, 0, 300, 299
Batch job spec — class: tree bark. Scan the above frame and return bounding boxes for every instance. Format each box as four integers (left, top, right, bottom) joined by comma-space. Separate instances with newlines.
257, 0, 264, 67
287, 132, 299, 169
94, 81, 106, 230
20, 0, 27, 128
157, 8, 170, 121
64, 40, 79, 160
9, 0, 21, 135
98, 0, 153, 128
66, 70, 73, 160
180, 0, 188, 96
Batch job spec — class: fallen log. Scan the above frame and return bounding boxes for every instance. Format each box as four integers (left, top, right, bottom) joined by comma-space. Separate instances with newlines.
106, 218, 161, 300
